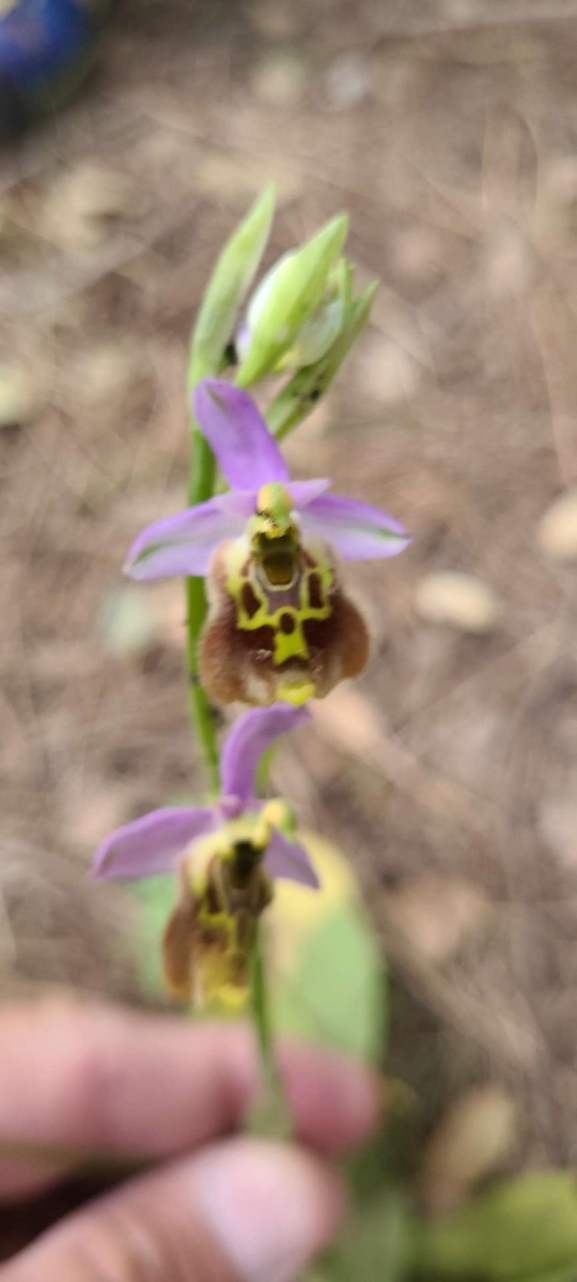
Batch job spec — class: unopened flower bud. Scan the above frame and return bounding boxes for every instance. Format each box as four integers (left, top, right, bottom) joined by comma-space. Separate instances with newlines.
235, 213, 348, 387
238, 254, 346, 373
189, 184, 275, 384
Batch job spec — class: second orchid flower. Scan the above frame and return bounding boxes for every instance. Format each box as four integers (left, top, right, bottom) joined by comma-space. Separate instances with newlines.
92, 704, 318, 1007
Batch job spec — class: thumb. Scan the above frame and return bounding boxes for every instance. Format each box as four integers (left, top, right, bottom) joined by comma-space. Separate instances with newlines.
5, 1138, 346, 1282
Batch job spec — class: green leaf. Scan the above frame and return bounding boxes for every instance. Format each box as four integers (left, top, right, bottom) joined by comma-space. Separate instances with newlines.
411, 1171, 577, 1281
266, 278, 379, 441
188, 183, 275, 389
318, 1188, 411, 1282
235, 213, 349, 387
273, 902, 386, 1062
533, 1270, 577, 1282
127, 875, 179, 998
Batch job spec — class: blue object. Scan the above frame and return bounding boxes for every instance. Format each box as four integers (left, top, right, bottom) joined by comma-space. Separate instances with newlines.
0, 0, 96, 137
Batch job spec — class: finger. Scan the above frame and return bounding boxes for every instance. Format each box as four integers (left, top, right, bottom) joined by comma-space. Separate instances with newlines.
277, 1040, 380, 1158
4, 1138, 346, 1282
0, 1000, 378, 1196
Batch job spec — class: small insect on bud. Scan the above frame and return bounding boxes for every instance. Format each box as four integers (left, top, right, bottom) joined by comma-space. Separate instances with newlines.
162, 821, 274, 1011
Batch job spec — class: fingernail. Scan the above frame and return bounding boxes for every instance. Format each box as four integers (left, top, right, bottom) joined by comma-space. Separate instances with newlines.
193, 1138, 346, 1282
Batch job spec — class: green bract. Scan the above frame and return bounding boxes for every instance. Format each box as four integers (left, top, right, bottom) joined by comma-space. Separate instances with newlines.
187, 183, 276, 390
266, 277, 379, 442
235, 212, 349, 388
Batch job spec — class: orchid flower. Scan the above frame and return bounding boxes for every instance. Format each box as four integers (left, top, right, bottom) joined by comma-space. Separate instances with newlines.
92, 704, 318, 1010
91, 703, 318, 889
124, 378, 410, 707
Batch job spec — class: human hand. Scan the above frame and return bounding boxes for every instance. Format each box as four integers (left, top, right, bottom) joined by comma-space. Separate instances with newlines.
0, 1000, 378, 1280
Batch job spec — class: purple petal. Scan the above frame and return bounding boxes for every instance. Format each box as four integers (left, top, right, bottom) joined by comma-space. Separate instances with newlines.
286, 478, 330, 509
213, 489, 260, 518
193, 379, 289, 489
264, 830, 320, 889
195, 480, 329, 524
124, 493, 246, 581
221, 704, 311, 804
300, 492, 411, 561
91, 807, 218, 881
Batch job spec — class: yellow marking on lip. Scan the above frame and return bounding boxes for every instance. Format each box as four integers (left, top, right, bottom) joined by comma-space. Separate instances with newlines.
225, 543, 334, 668
277, 679, 316, 706
272, 616, 308, 664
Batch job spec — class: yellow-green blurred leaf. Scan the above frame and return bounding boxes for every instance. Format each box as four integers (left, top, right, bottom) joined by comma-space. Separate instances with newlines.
273, 902, 386, 1061
267, 830, 384, 1060
412, 1170, 577, 1281
319, 1188, 411, 1282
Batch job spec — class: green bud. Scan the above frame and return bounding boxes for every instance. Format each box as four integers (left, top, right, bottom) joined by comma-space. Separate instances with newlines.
266, 277, 379, 442
235, 213, 349, 388
276, 258, 347, 371
188, 184, 276, 389
338, 255, 355, 309
412, 1171, 577, 1281
240, 252, 349, 374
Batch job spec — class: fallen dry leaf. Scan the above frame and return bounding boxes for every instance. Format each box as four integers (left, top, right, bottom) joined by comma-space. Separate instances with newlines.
195, 150, 303, 208
414, 571, 501, 633
356, 332, 422, 405
421, 1084, 519, 1214
250, 54, 307, 107
0, 366, 42, 428
312, 684, 384, 757
70, 342, 143, 410
380, 873, 490, 965
537, 488, 577, 562
41, 164, 134, 251
324, 54, 372, 110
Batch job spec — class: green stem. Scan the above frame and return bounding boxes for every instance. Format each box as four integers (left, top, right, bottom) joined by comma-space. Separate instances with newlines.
251, 932, 277, 1091
186, 395, 220, 793
185, 316, 288, 1123
249, 931, 291, 1138
186, 578, 220, 793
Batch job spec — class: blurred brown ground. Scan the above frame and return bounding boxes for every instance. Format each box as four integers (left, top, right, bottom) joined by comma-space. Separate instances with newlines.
1, 0, 577, 1195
